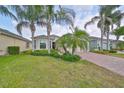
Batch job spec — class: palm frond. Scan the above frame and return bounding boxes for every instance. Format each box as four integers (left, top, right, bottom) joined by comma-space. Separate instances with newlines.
16, 21, 29, 35
84, 16, 100, 29
0, 5, 17, 21
106, 17, 113, 31
37, 21, 47, 27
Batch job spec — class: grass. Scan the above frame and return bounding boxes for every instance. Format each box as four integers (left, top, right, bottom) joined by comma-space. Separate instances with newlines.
91, 50, 124, 58
0, 55, 124, 88
109, 53, 124, 58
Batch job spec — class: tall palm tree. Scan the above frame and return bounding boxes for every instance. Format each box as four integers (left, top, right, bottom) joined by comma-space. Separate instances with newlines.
111, 10, 124, 43
39, 5, 75, 54
0, 5, 17, 21
56, 27, 89, 54
12, 5, 44, 51
84, 5, 119, 50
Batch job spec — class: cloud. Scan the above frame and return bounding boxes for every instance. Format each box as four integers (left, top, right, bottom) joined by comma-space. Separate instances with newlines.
9, 5, 124, 40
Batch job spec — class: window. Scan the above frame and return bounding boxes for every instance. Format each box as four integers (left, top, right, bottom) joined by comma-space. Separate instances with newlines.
40, 43, 46, 49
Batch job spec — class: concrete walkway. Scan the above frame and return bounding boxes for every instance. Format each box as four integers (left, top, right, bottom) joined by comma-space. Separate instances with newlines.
78, 52, 124, 76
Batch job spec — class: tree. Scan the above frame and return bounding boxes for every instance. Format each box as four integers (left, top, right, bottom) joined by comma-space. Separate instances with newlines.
112, 26, 124, 42
71, 27, 89, 54
56, 33, 72, 53
56, 27, 89, 54
39, 5, 75, 54
117, 41, 124, 50
0, 5, 17, 21
12, 5, 44, 51
84, 5, 119, 50
111, 10, 124, 43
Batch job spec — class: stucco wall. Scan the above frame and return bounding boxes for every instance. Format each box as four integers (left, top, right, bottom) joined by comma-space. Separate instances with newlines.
0, 34, 32, 55
34, 36, 59, 50
89, 38, 117, 50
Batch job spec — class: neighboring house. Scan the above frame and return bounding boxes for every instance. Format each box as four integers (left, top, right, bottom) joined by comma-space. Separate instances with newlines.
34, 35, 59, 50
89, 36, 119, 50
0, 28, 32, 55
34, 34, 123, 51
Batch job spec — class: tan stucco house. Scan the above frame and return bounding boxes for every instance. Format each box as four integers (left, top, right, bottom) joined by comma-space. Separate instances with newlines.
34, 34, 122, 52
0, 28, 32, 55
34, 35, 59, 50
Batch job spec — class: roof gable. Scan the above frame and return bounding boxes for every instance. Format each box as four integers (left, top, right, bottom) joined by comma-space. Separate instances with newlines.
0, 28, 31, 42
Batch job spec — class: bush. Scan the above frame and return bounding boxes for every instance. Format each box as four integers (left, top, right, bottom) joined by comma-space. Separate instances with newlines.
109, 50, 117, 53
31, 49, 80, 62
50, 49, 61, 58
90, 50, 109, 54
21, 50, 32, 55
8, 46, 20, 55
62, 53, 80, 62
117, 42, 124, 50
31, 50, 49, 56
31, 49, 61, 58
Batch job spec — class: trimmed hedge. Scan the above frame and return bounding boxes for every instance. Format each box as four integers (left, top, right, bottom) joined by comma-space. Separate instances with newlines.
90, 50, 109, 54
31, 50, 80, 62
109, 50, 117, 53
91, 50, 117, 54
31, 50, 49, 56
50, 50, 61, 58
61, 53, 80, 62
31, 49, 60, 58
8, 46, 20, 55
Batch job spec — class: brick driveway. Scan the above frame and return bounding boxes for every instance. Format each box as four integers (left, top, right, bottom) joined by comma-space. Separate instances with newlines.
78, 52, 124, 76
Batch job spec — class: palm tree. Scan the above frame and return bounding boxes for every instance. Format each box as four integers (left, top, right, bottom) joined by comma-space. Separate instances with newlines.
84, 5, 119, 50
0, 5, 17, 21
111, 10, 124, 43
71, 27, 89, 54
39, 5, 75, 54
12, 5, 44, 51
56, 27, 89, 54
56, 33, 72, 53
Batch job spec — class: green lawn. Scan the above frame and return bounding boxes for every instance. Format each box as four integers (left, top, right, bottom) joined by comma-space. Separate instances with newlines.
0, 55, 124, 88
109, 53, 124, 58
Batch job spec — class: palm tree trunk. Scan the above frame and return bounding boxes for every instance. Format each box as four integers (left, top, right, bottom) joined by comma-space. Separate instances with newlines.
30, 22, 35, 52
101, 30, 103, 51
116, 35, 119, 48
116, 24, 120, 48
107, 31, 109, 50
101, 14, 105, 51
72, 45, 75, 55
32, 32, 35, 51
63, 45, 67, 53
47, 23, 51, 54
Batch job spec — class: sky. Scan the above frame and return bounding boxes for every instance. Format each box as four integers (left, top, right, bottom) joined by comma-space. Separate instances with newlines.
0, 5, 124, 40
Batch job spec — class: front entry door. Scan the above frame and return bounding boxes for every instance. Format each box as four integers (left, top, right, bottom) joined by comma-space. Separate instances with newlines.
52, 42, 56, 49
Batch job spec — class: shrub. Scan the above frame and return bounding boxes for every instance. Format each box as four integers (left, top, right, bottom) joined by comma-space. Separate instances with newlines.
62, 53, 80, 62
90, 50, 109, 54
8, 46, 20, 55
31, 49, 61, 58
31, 50, 49, 56
117, 42, 124, 50
50, 49, 61, 58
109, 50, 117, 53
21, 50, 32, 55
103, 49, 109, 52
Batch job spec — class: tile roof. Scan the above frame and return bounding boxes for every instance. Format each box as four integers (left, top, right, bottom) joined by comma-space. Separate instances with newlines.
0, 28, 31, 42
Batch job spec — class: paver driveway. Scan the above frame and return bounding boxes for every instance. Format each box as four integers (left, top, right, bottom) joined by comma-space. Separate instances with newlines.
78, 52, 124, 76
